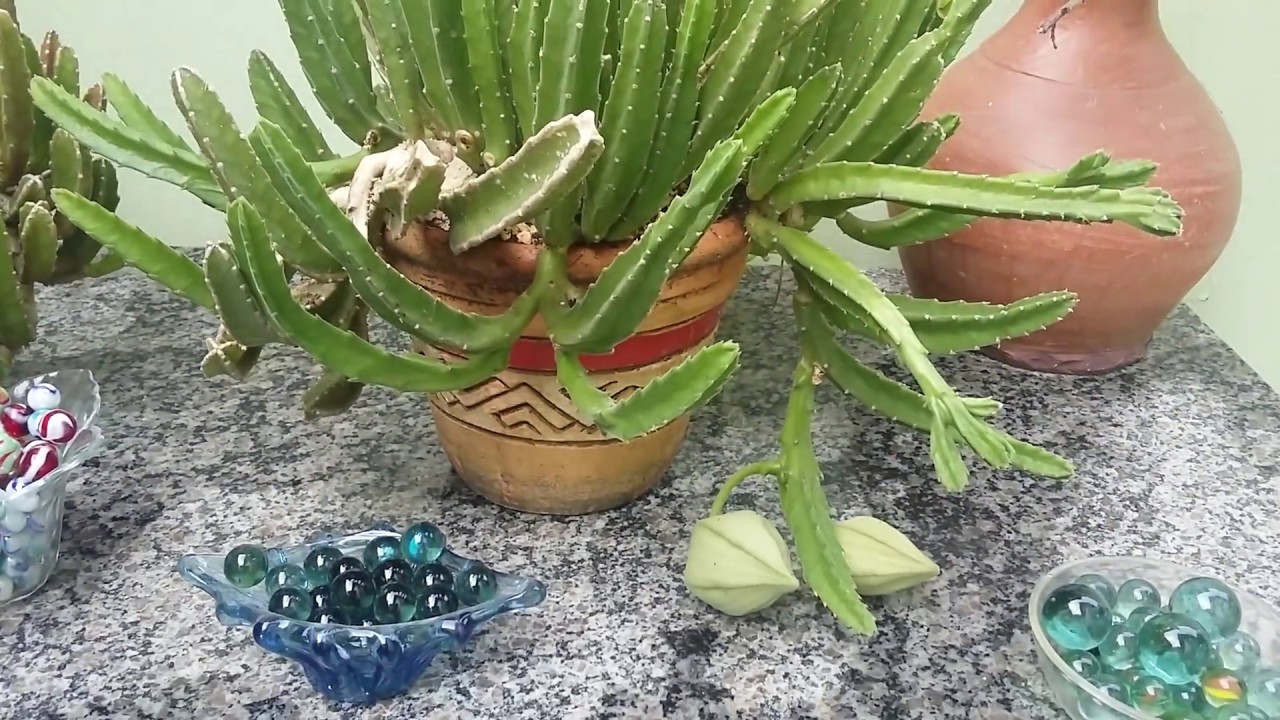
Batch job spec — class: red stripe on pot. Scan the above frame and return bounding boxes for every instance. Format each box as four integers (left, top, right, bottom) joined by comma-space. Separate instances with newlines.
504, 307, 723, 373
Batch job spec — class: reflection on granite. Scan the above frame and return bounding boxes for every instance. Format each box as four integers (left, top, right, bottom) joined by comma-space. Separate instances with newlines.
2, 257, 1279, 720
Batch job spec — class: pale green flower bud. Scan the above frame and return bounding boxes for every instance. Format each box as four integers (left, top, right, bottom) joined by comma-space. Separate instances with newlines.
834, 516, 939, 596
683, 510, 800, 616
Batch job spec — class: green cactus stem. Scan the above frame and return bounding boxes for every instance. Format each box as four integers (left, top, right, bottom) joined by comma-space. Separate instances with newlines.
0, 11, 130, 375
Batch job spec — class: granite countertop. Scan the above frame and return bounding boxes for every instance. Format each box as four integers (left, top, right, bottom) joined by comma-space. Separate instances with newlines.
3, 261, 1279, 720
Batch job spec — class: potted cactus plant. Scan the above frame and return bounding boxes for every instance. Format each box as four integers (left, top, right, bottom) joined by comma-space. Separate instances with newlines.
0, 3, 124, 378
32, 0, 1182, 633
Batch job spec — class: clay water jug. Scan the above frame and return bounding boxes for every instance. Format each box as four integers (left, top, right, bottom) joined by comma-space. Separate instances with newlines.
899, 0, 1242, 374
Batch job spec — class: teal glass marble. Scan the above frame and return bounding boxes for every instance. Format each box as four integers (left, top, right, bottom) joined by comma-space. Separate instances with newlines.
268, 587, 313, 621
1126, 605, 1161, 633
1244, 668, 1280, 716
1042, 583, 1113, 651
1116, 578, 1162, 618
331, 556, 364, 580
1059, 649, 1103, 679
1201, 667, 1247, 708
1080, 672, 1132, 720
223, 543, 269, 588
310, 586, 333, 614
1097, 626, 1139, 671
415, 588, 459, 619
301, 546, 343, 587
265, 563, 308, 594
363, 536, 402, 568
400, 521, 446, 565
1076, 573, 1118, 609
1168, 683, 1210, 716
455, 562, 499, 607
1130, 673, 1172, 716
372, 583, 418, 624
331, 570, 378, 616
1215, 631, 1262, 675
411, 562, 453, 593
1170, 577, 1243, 640
1213, 703, 1270, 720
372, 558, 413, 587
1137, 612, 1218, 685
1110, 613, 1127, 627
311, 610, 343, 625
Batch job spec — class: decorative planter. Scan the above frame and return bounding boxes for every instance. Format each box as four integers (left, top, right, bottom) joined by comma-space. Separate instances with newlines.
383, 217, 750, 515
899, 0, 1242, 375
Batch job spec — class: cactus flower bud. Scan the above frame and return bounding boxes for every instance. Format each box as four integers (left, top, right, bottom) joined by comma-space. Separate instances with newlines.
683, 510, 800, 616
834, 516, 939, 596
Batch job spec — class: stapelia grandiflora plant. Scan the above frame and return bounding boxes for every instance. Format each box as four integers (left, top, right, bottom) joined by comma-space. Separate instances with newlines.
32, 0, 1183, 634
0, 4, 124, 378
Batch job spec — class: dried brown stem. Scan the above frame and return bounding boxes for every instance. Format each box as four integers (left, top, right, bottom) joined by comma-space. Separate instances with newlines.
1038, 0, 1087, 48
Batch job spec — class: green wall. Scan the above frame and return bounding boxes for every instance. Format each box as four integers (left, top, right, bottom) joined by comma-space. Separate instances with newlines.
19, 1, 1278, 389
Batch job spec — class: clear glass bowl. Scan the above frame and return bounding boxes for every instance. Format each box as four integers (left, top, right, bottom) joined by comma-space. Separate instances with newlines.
1, 369, 104, 606
1030, 555, 1280, 719
177, 524, 548, 705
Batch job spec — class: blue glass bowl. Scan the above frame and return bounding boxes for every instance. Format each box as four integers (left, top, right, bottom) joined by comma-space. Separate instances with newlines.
1, 369, 105, 606
177, 524, 548, 705
1030, 556, 1280, 719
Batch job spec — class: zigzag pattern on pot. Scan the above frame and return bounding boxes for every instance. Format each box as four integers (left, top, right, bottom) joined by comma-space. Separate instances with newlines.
431, 373, 640, 442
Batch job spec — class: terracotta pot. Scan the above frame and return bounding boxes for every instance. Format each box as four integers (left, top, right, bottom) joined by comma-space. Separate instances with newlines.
898, 0, 1242, 374
382, 217, 750, 515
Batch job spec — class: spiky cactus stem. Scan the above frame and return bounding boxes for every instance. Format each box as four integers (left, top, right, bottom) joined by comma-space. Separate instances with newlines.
0, 9, 125, 378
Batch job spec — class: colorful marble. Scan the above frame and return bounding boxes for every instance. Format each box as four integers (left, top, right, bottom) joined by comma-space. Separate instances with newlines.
1201, 668, 1248, 708
1136, 612, 1217, 685
1216, 631, 1263, 675
372, 583, 417, 624
0, 434, 20, 474
16, 441, 59, 483
1097, 626, 1139, 671
0, 404, 32, 439
223, 544, 269, 588
301, 546, 343, 587
1170, 576, 1243, 640
27, 408, 76, 443
400, 521, 446, 565
268, 587, 313, 621
362, 536, 401, 568
1245, 668, 1280, 716
23, 382, 61, 411
1042, 583, 1113, 651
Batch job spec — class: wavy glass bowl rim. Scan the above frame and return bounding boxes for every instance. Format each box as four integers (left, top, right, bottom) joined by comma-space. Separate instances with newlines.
4, 369, 104, 504
176, 526, 549, 635
1028, 554, 1279, 720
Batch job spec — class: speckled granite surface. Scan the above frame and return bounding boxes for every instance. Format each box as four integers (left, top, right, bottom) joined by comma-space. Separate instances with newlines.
3, 258, 1279, 720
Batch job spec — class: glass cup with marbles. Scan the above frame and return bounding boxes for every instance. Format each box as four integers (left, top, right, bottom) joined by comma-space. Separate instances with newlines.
1029, 556, 1280, 720
0, 370, 105, 607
